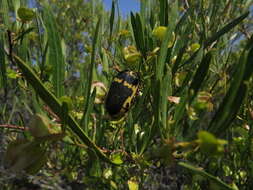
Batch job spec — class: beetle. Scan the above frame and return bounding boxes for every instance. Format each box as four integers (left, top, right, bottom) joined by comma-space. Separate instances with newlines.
105, 70, 140, 119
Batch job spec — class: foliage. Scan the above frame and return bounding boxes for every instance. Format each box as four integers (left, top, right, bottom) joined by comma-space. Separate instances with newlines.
1, 0, 253, 189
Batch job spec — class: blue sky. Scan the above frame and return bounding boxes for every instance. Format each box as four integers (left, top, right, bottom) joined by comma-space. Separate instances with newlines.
102, 0, 140, 17
28, 0, 140, 17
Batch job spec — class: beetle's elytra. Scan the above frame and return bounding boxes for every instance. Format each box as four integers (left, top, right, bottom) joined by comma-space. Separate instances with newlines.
105, 70, 139, 119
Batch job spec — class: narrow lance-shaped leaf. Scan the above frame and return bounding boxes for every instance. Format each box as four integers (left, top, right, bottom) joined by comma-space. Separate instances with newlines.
14, 27, 35, 42
82, 18, 101, 122
43, 6, 65, 97
172, 48, 204, 138
172, 92, 188, 139
181, 11, 249, 74
130, 12, 145, 57
204, 11, 249, 48
179, 162, 235, 190
174, 8, 190, 34
9, 52, 118, 165
0, 0, 9, 25
83, 89, 96, 134
109, 0, 115, 39
156, 0, 178, 80
208, 37, 253, 136
0, 0, 9, 93
160, 67, 172, 138
172, 44, 188, 76
159, 0, 168, 26
189, 52, 212, 103
0, 32, 7, 94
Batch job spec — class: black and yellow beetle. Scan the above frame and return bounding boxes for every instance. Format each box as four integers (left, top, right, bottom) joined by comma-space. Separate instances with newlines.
105, 70, 140, 119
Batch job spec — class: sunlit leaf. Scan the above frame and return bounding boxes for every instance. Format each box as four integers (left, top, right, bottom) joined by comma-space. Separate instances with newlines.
110, 153, 123, 165
128, 178, 139, 190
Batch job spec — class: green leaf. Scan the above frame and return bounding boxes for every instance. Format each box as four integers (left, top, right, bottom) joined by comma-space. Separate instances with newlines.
110, 152, 123, 165
130, 12, 145, 57
189, 52, 212, 102
171, 48, 205, 137
14, 27, 35, 42
11, 53, 118, 165
172, 91, 188, 138
0, 0, 9, 26
204, 11, 249, 48
83, 18, 101, 120
17, 7, 36, 22
159, 0, 168, 26
0, 32, 7, 92
179, 162, 235, 190
172, 44, 188, 76
156, 0, 178, 80
43, 6, 65, 97
87, 149, 102, 177
59, 96, 73, 110
28, 114, 52, 138
160, 66, 172, 137
4, 140, 47, 174
174, 8, 190, 34
208, 38, 253, 136
198, 131, 219, 155
109, 0, 115, 39
6, 68, 19, 79
81, 88, 96, 134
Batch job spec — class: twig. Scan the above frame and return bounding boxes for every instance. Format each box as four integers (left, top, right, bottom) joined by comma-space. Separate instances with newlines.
0, 124, 27, 131
43, 105, 61, 123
